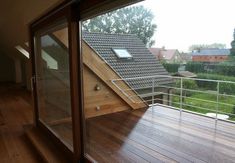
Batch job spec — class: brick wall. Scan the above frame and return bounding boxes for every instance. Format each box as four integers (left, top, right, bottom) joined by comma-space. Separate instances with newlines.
192, 55, 228, 62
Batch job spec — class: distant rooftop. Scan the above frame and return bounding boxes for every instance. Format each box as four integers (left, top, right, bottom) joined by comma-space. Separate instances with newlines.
149, 48, 179, 60
191, 48, 230, 56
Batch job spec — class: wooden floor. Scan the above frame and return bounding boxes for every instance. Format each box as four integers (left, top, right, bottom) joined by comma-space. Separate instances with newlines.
86, 106, 235, 163
1, 83, 235, 163
0, 83, 41, 163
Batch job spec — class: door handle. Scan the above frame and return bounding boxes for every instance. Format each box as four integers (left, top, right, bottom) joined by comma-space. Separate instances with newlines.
30, 76, 36, 91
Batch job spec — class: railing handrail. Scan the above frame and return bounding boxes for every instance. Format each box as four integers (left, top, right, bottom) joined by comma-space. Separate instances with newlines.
121, 83, 235, 99
111, 74, 235, 85
111, 74, 235, 126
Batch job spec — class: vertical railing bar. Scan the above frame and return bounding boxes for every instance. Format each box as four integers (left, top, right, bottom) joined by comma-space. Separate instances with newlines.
152, 78, 155, 109
215, 81, 220, 129
111, 75, 235, 126
180, 77, 183, 119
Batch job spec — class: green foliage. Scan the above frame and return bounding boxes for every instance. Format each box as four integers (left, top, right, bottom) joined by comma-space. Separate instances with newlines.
185, 62, 205, 73
213, 64, 235, 76
162, 63, 180, 73
82, 6, 157, 47
223, 56, 235, 65
232, 106, 235, 115
197, 73, 235, 94
175, 79, 198, 96
182, 79, 198, 90
197, 73, 235, 82
162, 62, 235, 76
230, 47, 235, 56
230, 29, 235, 56
172, 92, 235, 120
188, 43, 226, 51
184, 62, 235, 76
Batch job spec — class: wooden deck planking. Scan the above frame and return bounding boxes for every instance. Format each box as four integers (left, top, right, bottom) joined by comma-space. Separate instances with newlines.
111, 111, 235, 162
1, 84, 234, 163
86, 107, 235, 163
152, 106, 235, 133
133, 108, 235, 144
88, 114, 202, 163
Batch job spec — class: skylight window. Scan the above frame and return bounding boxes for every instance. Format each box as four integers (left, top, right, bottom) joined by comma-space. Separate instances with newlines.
15, 45, 29, 58
112, 48, 132, 59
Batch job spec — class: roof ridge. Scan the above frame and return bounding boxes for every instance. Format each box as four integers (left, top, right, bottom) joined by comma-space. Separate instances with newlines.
82, 31, 136, 37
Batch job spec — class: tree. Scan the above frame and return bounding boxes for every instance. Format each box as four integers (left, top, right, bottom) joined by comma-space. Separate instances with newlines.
82, 6, 157, 47
176, 79, 198, 103
189, 43, 226, 51
222, 28, 235, 65
230, 28, 235, 56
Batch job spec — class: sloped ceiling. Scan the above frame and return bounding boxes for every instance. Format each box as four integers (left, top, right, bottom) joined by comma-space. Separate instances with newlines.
0, 0, 63, 59
0, 0, 141, 60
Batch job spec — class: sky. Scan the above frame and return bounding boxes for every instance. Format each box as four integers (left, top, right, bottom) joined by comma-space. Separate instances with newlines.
134, 0, 235, 52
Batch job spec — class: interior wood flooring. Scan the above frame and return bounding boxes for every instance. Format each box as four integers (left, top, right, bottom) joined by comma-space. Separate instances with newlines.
0, 83, 41, 163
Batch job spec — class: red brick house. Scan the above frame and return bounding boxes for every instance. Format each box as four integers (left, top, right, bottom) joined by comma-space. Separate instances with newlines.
191, 48, 230, 62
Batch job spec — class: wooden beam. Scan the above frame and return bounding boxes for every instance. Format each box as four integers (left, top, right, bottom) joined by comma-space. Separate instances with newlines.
82, 42, 147, 110
83, 66, 131, 118
51, 28, 147, 110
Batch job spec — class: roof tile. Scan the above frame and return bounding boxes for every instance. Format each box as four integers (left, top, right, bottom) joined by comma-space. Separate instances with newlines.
83, 32, 172, 90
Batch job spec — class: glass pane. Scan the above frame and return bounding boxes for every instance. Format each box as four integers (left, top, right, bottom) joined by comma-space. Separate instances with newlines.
112, 48, 132, 59
82, 1, 159, 161
34, 21, 73, 149
82, 0, 235, 162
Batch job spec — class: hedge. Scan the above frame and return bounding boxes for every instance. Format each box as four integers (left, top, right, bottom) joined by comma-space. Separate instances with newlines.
162, 62, 235, 76
196, 73, 235, 94
185, 62, 206, 73
185, 62, 235, 76
175, 79, 198, 96
162, 63, 180, 73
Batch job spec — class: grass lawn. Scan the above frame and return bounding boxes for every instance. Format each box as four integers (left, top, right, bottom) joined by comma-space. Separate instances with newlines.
172, 91, 235, 121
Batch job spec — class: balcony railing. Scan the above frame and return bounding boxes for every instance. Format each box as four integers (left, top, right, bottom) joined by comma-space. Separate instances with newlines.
111, 75, 235, 126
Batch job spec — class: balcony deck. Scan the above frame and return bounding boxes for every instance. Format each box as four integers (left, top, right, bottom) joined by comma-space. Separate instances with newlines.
86, 106, 235, 163
1, 84, 234, 162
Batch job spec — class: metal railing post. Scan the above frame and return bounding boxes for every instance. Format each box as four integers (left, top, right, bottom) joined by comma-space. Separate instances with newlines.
180, 77, 183, 118
152, 78, 155, 109
215, 81, 220, 128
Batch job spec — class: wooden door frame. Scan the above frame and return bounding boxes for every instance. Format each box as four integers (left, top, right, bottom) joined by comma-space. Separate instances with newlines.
29, 1, 83, 162
29, 0, 142, 162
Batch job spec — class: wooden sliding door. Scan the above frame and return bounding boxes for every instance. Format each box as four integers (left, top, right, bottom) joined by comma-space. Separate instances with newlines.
30, 3, 83, 161
34, 19, 73, 149
30, 0, 141, 162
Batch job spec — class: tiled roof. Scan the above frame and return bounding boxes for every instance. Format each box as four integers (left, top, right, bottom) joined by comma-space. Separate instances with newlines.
149, 48, 161, 58
161, 49, 178, 60
83, 32, 172, 90
191, 48, 230, 56
149, 48, 179, 60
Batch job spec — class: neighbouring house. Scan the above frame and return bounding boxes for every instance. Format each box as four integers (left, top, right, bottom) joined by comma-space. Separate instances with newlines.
180, 52, 192, 64
191, 48, 230, 63
83, 32, 173, 105
149, 47, 183, 63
